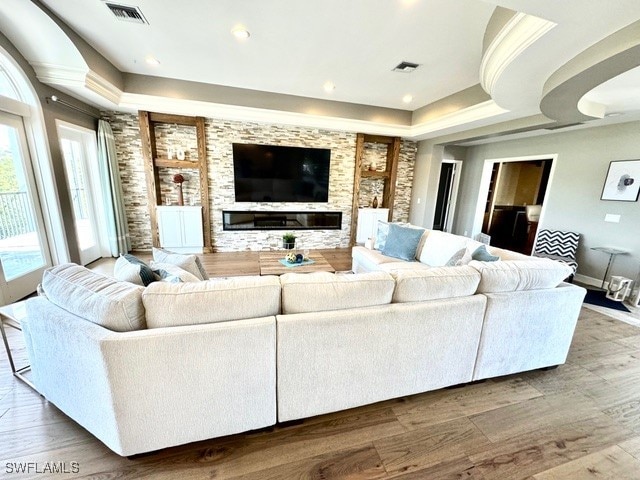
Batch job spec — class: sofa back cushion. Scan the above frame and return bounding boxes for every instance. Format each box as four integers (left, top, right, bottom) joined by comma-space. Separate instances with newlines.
41, 263, 146, 331
142, 275, 281, 328
391, 266, 481, 303
486, 246, 531, 261
280, 271, 395, 314
418, 230, 481, 267
470, 259, 572, 293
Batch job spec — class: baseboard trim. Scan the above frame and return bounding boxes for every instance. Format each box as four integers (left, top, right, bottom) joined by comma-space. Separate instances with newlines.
574, 273, 607, 289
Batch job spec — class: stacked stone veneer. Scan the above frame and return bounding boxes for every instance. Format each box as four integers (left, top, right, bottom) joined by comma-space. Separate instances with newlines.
101, 111, 416, 252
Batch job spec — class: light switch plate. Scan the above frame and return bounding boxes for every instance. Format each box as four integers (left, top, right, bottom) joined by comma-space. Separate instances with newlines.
604, 214, 621, 223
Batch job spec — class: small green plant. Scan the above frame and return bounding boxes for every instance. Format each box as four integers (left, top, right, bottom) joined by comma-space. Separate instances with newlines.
282, 232, 296, 249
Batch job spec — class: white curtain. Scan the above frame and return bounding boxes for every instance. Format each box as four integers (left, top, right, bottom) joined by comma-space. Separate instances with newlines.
97, 119, 131, 256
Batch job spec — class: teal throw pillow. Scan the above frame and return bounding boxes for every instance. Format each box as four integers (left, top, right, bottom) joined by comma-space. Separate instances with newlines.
471, 245, 500, 262
382, 223, 426, 261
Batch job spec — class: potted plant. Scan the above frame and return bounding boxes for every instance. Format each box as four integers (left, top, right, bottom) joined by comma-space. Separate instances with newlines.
282, 232, 296, 250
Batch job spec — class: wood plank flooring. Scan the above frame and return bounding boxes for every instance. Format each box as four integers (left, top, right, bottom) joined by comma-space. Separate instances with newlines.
1, 251, 640, 479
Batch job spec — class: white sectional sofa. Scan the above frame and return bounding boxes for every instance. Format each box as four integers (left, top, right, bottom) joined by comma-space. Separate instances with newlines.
22, 233, 586, 456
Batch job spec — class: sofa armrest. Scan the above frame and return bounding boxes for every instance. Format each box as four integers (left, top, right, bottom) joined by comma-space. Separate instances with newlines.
24, 297, 276, 456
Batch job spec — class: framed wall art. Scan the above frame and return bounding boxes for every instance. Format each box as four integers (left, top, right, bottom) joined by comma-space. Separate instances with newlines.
601, 159, 640, 202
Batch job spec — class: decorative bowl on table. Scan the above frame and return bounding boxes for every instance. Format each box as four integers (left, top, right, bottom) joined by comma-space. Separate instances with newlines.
285, 252, 304, 264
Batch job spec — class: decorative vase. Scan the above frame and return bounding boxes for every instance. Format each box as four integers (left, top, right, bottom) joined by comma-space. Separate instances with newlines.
372, 196, 378, 208
177, 184, 184, 206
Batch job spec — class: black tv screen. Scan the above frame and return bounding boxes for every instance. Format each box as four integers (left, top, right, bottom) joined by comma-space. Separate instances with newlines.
232, 143, 330, 202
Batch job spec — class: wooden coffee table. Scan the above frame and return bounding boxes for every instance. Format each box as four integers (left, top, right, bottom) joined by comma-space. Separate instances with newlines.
259, 251, 336, 275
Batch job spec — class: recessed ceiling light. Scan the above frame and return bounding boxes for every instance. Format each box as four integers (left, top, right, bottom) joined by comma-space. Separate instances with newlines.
606, 112, 623, 117
145, 56, 160, 66
323, 81, 335, 93
232, 26, 250, 39
402, 94, 413, 103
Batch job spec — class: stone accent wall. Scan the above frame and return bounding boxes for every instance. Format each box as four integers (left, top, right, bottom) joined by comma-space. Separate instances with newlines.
101, 112, 417, 251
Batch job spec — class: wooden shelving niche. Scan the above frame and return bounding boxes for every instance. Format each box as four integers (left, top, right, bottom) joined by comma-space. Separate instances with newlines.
138, 111, 212, 252
350, 133, 400, 246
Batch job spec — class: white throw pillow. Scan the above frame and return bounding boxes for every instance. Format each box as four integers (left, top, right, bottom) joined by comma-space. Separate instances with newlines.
152, 247, 209, 280
113, 254, 156, 286
150, 261, 201, 283
419, 231, 476, 267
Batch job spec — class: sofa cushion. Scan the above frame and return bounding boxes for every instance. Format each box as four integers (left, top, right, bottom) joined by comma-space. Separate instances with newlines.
377, 261, 431, 273
382, 223, 426, 261
142, 275, 281, 328
470, 259, 572, 293
280, 271, 395, 314
41, 263, 146, 331
152, 247, 209, 280
418, 231, 480, 267
149, 261, 201, 283
352, 245, 404, 272
113, 254, 156, 286
391, 266, 481, 303
488, 246, 531, 261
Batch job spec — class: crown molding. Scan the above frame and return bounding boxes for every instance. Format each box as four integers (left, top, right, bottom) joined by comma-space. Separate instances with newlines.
480, 12, 556, 96
85, 70, 122, 105
119, 92, 412, 137
33, 61, 510, 139
31, 61, 87, 87
410, 100, 509, 139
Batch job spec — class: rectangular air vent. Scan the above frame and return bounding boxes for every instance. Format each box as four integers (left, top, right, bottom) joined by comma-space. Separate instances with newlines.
104, 2, 148, 24
393, 61, 420, 73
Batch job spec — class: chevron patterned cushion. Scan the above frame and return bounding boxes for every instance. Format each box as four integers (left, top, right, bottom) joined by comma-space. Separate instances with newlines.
533, 229, 580, 274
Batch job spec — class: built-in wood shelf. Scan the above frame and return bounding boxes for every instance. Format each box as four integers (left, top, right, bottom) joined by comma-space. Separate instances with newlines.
154, 158, 200, 168
361, 170, 391, 179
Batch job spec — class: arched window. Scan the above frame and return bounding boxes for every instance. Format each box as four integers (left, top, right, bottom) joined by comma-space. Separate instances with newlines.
0, 66, 20, 100
0, 48, 65, 304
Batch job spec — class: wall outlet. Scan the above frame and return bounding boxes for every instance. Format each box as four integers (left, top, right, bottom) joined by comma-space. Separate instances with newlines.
604, 214, 621, 223
417, 198, 421, 204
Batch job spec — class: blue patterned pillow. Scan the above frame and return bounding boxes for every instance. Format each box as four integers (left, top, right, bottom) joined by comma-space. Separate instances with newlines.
381, 223, 426, 261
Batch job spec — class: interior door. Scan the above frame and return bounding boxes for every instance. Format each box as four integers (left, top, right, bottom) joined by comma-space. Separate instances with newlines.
433, 162, 456, 231
58, 125, 102, 265
0, 111, 52, 302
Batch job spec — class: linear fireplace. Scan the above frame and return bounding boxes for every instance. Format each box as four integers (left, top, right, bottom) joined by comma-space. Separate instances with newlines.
222, 211, 342, 231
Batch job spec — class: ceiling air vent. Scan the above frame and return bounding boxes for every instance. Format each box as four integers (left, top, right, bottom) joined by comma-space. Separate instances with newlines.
104, 2, 148, 24
393, 61, 420, 73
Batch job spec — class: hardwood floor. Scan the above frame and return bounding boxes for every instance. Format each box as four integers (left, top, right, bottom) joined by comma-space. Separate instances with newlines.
87, 248, 354, 278
1, 253, 640, 478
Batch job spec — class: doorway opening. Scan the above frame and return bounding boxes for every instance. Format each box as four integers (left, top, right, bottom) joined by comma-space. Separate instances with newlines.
433, 160, 462, 232
474, 155, 556, 255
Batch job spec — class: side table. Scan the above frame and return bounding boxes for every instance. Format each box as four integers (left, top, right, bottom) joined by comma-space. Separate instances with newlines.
0, 300, 36, 391
590, 246, 630, 289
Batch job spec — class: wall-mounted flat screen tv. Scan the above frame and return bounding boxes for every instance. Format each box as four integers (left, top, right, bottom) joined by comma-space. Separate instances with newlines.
232, 143, 330, 202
